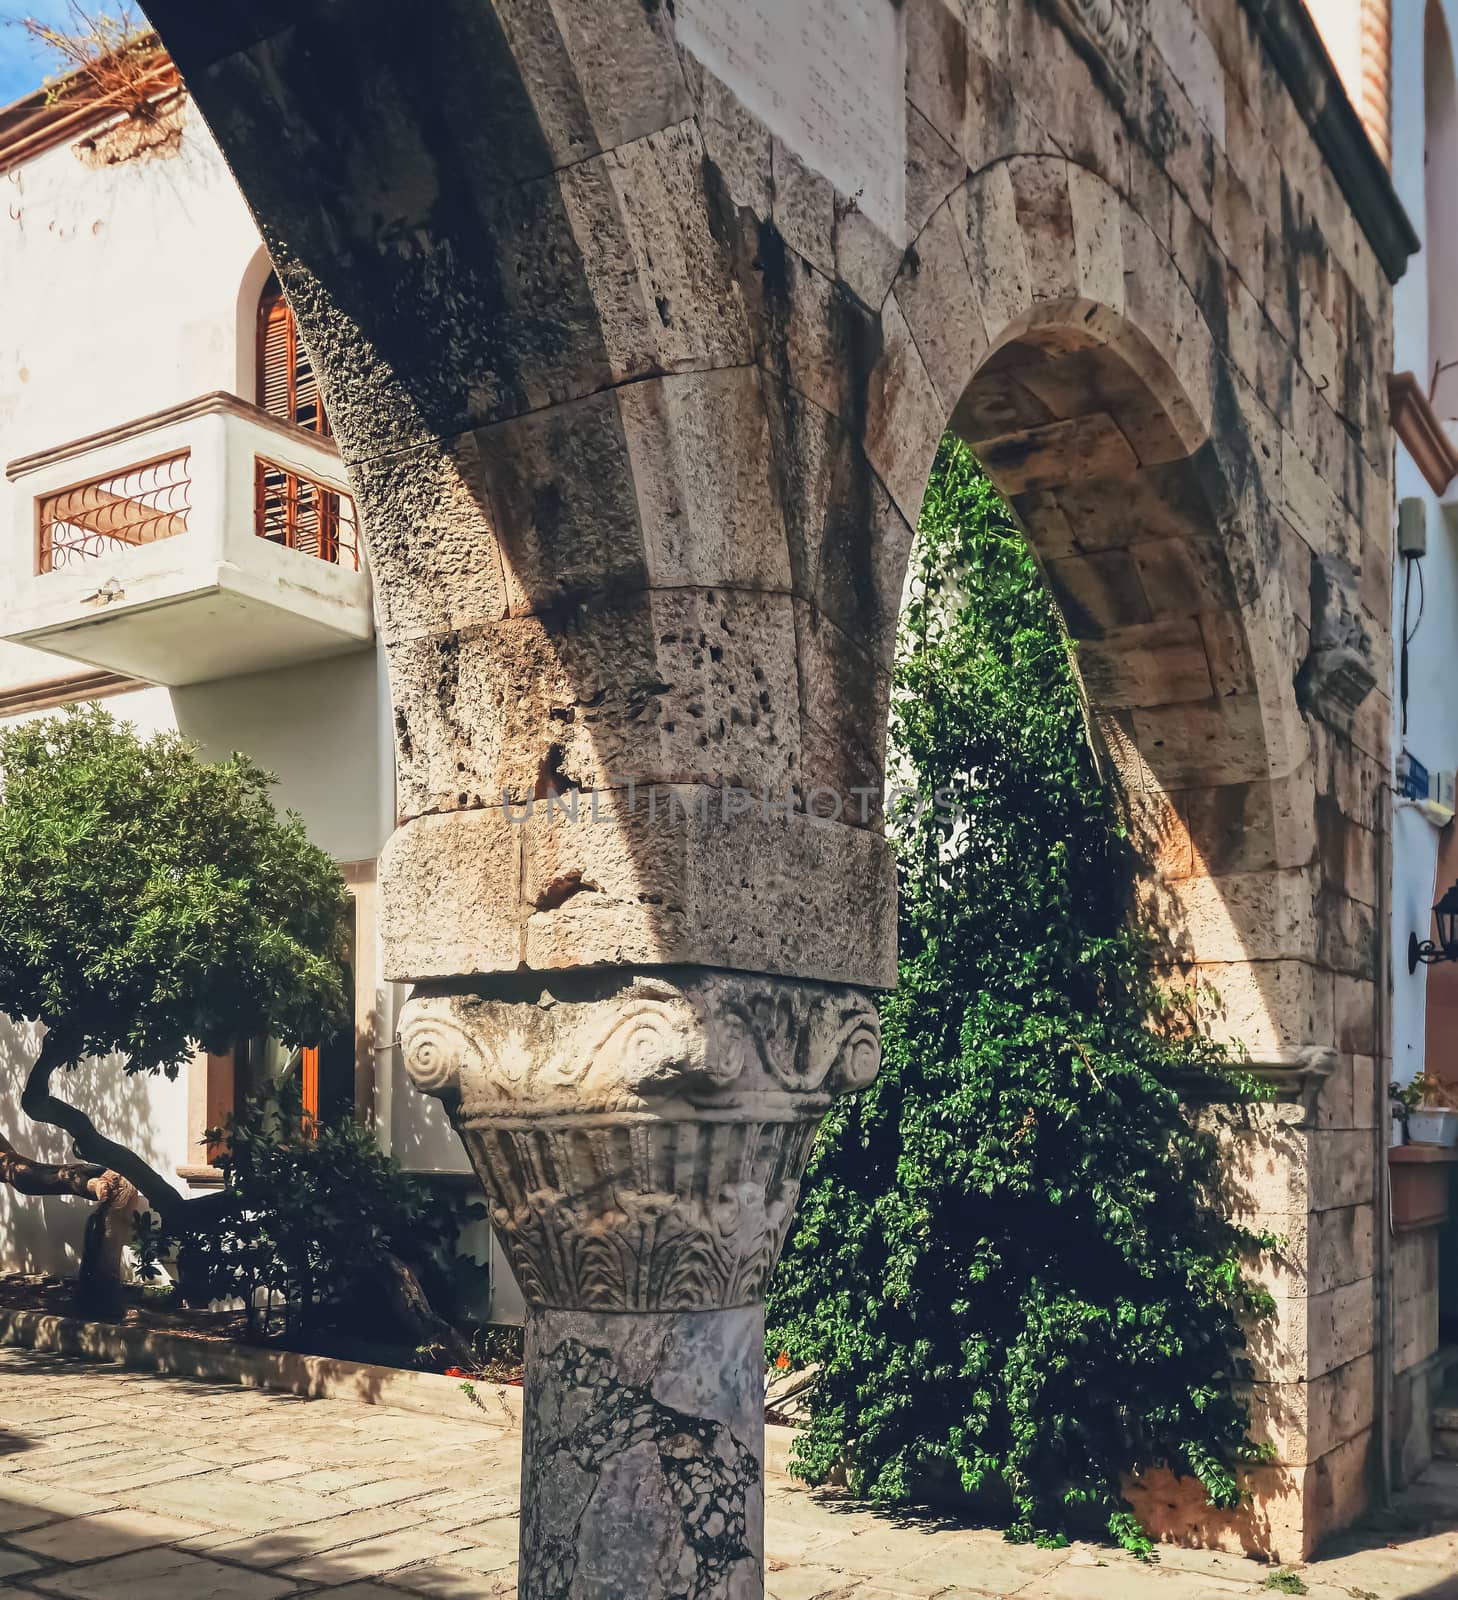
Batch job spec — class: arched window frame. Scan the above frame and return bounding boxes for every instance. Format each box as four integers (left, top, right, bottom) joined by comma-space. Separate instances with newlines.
255, 272, 331, 437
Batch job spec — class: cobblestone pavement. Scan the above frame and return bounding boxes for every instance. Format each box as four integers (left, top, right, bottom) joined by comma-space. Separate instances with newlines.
0, 1348, 1453, 1598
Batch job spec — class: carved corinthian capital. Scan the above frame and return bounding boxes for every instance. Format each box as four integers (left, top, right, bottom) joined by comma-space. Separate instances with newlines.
398, 971, 880, 1314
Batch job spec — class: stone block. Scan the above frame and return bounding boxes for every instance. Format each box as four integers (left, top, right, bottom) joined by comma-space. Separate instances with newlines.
1280, 433, 1343, 556
977, 414, 1143, 500
614, 369, 795, 593
761, 389, 913, 670
679, 55, 772, 220
1143, 865, 1318, 966
1148, 0, 1226, 143
380, 809, 523, 978
1350, 1053, 1377, 1131
893, 195, 989, 413
905, 0, 968, 153
1141, 50, 1215, 228
1307, 1277, 1375, 1380
1394, 1228, 1440, 1307
861, 291, 946, 527
794, 601, 890, 806
470, 386, 650, 615
770, 135, 838, 280
500, 0, 689, 163
1316, 890, 1376, 980
388, 586, 803, 819
1213, 154, 1262, 300
963, 46, 1062, 176
1304, 1427, 1374, 1549
1209, 1107, 1310, 1224
906, 101, 966, 236
350, 434, 510, 644
1126, 789, 1193, 880
1068, 162, 1125, 313
1394, 1277, 1440, 1375
1196, 957, 1331, 1056
1129, 534, 1239, 618
1334, 975, 1375, 1057
1180, 769, 1317, 878
1310, 1130, 1376, 1214
381, 796, 897, 988
1123, 1461, 1305, 1562
1045, 549, 1151, 635
963, 161, 1033, 340
1007, 155, 1078, 304
1007, 0, 1125, 186
1307, 1203, 1376, 1297
559, 119, 752, 383
1248, 1354, 1374, 1465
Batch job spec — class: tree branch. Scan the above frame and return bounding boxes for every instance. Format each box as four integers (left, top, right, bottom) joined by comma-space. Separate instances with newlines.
21, 1035, 191, 1219
0, 1129, 106, 1201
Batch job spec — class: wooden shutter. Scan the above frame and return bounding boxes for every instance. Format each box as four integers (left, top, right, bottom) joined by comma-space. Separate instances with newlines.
301, 1046, 321, 1126
256, 274, 330, 436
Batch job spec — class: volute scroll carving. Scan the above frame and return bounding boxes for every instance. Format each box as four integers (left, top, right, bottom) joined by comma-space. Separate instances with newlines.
397, 970, 881, 1311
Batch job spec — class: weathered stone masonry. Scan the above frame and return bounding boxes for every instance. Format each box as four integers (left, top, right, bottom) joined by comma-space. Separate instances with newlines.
143, 0, 1413, 1577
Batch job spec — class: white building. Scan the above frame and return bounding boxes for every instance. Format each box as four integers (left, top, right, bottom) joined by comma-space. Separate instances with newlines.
1313, 0, 1458, 1478
0, 54, 521, 1320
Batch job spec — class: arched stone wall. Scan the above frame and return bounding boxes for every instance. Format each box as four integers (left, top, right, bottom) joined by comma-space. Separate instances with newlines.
871, 156, 1318, 1055
143, 0, 1405, 1574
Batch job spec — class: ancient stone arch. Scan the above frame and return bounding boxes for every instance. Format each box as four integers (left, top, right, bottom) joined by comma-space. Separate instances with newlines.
144, 0, 1408, 1582
879, 155, 1317, 1024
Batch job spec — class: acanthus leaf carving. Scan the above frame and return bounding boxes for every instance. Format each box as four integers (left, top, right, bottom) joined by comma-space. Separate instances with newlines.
403, 971, 881, 1311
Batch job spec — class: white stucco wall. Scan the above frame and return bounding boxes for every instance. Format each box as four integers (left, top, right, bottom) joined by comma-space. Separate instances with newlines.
1387, 0, 1458, 1090
0, 95, 490, 1296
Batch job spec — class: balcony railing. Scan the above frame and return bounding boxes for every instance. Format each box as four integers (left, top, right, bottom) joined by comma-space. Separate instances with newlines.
4, 391, 373, 686
253, 458, 359, 571
38, 451, 193, 572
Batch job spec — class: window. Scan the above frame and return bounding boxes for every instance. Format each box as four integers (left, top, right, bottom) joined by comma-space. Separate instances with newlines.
181, 864, 377, 1184
255, 273, 330, 436
253, 457, 360, 569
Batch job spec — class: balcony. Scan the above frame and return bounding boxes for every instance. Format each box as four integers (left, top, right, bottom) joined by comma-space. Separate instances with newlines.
2, 393, 372, 685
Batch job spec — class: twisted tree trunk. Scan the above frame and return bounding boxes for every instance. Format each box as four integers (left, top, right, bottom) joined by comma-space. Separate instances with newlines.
0, 1130, 138, 1314
20, 1041, 464, 1343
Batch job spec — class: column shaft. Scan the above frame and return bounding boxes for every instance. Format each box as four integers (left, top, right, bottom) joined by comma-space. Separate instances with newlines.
520, 1305, 765, 1600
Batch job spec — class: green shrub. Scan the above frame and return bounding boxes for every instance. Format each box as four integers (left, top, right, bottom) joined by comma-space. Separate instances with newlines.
145, 1080, 464, 1341
766, 436, 1271, 1550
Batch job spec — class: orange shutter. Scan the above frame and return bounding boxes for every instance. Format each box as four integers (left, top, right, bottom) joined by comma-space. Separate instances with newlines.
301, 1046, 320, 1129
256, 275, 330, 437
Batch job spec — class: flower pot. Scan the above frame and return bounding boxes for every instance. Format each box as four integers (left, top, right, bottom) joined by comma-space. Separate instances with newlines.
1408, 1107, 1458, 1147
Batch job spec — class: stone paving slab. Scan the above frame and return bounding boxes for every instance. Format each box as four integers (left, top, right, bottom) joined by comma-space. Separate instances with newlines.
0, 1347, 1455, 1597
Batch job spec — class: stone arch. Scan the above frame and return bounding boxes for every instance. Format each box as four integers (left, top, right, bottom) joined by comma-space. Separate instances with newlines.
142, 0, 1398, 1569
851, 156, 1314, 1044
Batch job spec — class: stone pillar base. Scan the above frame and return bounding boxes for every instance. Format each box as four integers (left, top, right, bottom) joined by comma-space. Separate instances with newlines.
520, 1305, 765, 1600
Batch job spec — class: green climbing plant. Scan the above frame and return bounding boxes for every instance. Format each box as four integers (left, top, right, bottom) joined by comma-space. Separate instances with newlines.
766, 435, 1273, 1551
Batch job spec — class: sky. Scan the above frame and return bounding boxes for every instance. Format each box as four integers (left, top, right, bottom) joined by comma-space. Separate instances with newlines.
0, 2, 112, 110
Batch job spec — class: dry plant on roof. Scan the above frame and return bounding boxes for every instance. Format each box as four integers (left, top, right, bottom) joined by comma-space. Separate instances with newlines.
14, 4, 185, 163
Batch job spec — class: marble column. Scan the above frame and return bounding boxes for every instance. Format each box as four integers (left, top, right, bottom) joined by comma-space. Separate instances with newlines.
399, 969, 881, 1598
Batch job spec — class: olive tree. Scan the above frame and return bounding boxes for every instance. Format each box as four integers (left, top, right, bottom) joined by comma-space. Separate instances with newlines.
0, 705, 350, 1306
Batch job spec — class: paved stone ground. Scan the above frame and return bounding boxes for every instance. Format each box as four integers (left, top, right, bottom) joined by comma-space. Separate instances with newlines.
0, 1348, 1453, 1598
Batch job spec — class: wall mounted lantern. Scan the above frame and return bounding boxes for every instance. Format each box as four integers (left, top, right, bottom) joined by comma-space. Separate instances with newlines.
1409, 880, 1458, 971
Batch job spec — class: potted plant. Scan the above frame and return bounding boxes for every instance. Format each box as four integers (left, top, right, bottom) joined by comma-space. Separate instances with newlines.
1403, 1074, 1458, 1147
